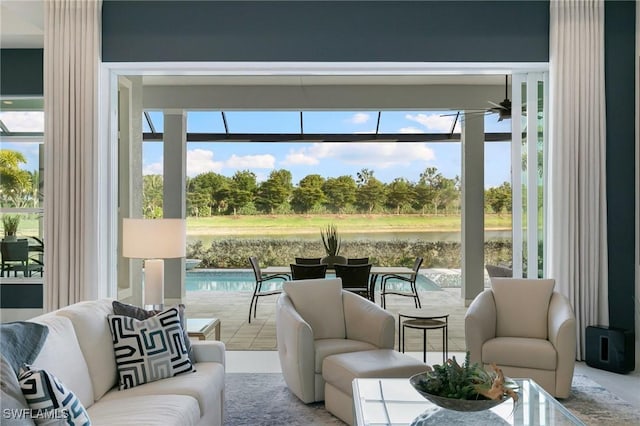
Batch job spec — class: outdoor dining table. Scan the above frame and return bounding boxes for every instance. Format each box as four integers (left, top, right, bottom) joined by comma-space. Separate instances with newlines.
262, 265, 414, 304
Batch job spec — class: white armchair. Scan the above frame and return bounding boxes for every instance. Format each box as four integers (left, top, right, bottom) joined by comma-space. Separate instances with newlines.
465, 278, 576, 398
276, 278, 395, 403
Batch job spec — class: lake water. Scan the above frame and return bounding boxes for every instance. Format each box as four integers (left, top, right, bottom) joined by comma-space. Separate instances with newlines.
187, 230, 512, 246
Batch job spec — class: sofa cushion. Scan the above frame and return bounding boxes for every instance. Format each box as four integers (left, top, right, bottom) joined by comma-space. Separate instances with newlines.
482, 337, 557, 371
55, 299, 117, 401
491, 278, 555, 339
18, 365, 91, 426
283, 278, 345, 339
107, 307, 194, 390
111, 301, 193, 364
1, 355, 35, 426
28, 315, 94, 409
99, 362, 224, 416
86, 394, 200, 426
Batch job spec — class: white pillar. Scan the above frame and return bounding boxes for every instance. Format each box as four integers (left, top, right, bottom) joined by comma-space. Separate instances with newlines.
461, 112, 485, 305
163, 110, 187, 304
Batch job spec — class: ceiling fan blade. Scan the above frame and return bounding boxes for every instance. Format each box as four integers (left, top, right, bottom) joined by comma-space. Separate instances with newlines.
487, 100, 507, 109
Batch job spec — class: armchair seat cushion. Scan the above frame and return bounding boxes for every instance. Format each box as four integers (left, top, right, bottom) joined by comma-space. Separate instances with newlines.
482, 337, 557, 371
314, 339, 377, 373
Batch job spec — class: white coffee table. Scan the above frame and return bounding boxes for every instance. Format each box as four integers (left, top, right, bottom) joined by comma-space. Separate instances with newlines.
352, 378, 585, 425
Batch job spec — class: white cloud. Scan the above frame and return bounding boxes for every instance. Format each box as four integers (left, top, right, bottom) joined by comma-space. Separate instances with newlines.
405, 113, 459, 133
187, 149, 223, 176
0, 111, 44, 132
226, 154, 275, 169
305, 142, 435, 169
347, 113, 371, 124
283, 150, 319, 166
398, 126, 425, 134
143, 162, 163, 175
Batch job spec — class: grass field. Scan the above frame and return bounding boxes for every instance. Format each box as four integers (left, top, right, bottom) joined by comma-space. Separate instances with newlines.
186, 213, 512, 235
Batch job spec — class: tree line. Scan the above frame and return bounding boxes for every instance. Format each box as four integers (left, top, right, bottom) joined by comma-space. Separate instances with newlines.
143, 167, 512, 218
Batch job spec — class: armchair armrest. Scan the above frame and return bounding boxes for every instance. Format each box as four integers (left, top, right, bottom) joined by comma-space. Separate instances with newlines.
547, 292, 576, 398
275, 294, 316, 403
191, 340, 226, 366
464, 290, 497, 364
343, 291, 395, 349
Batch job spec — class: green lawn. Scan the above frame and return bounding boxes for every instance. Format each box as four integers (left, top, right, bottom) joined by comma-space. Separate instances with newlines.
186, 213, 512, 235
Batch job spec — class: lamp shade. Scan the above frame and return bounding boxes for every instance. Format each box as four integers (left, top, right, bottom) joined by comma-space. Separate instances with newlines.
122, 218, 186, 259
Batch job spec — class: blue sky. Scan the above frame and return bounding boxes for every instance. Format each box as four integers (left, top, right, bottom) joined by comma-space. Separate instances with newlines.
143, 110, 512, 188
1, 110, 512, 188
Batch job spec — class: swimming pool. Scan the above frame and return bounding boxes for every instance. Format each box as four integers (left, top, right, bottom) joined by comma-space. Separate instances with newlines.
185, 269, 442, 292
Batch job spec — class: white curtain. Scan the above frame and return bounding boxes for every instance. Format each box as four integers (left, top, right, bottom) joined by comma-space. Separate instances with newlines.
548, 0, 609, 360
44, 0, 102, 310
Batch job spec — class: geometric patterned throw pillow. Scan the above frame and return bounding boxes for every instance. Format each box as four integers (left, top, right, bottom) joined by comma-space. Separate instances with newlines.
18, 364, 91, 426
107, 307, 195, 390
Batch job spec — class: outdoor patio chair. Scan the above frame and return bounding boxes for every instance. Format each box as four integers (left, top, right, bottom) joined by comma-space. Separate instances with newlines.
289, 263, 328, 280
1, 240, 42, 277
485, 264, 513, 277
380, 256, 423, 309
346, 257, 369, 265
248, 256, 289, 323
294, 257, 322, 265
334, 263, 373, 299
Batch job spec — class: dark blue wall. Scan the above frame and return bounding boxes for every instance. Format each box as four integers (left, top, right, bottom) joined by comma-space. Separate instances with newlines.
0, 49, 43, 96
605, 0, 636, 333
102, 0, 549, 62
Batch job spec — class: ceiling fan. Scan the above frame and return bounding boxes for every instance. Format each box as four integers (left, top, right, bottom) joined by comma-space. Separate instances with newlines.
442, 75, 512, 124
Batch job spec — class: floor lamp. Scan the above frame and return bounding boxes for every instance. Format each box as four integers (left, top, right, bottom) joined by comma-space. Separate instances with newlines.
122, 218, 186, 310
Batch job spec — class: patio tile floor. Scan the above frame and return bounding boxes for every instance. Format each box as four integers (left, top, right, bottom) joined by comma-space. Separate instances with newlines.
184, 287, 469, 353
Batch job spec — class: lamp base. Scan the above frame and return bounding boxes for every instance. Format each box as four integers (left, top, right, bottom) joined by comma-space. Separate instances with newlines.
144, 304, 164, 312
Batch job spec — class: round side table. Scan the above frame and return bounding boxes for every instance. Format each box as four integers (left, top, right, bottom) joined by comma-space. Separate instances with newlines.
398, 311, 449, 363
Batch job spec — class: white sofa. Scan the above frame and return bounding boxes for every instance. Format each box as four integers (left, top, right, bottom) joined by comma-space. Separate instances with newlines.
24, 299, 225, 426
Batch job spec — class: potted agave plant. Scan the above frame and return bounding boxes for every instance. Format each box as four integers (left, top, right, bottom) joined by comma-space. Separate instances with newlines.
320, 224, 347, 267
2, 215, 20, 242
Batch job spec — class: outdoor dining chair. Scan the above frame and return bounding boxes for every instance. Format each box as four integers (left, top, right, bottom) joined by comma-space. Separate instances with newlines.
380, 257, 424, 309
346, 257, 369, 265
334, 263, 373, 299
294, 257, 322, 265
1, 240, 42, 277
248, 256, 289, 323
289, 263, 328, 280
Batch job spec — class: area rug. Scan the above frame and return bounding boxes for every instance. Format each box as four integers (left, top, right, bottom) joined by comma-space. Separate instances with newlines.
224, 373, 640, 425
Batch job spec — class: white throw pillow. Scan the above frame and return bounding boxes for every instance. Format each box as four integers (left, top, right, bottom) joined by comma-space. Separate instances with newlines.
283, 278, 346, 339
491, 278, 555, 339
18, 365, 91, 426
107, 307, 194, 390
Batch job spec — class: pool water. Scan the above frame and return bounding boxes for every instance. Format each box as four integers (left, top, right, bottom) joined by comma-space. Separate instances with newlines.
185, 270, 442, 292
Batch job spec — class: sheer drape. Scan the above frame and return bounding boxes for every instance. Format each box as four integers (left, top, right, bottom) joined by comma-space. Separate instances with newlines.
44, 0, 102, 310
547, 0, 609, 360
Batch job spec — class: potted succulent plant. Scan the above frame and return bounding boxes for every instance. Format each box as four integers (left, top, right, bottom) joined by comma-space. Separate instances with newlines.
320, 224, 346, 267
2, 215, 20, 241
409, 352, 519, 412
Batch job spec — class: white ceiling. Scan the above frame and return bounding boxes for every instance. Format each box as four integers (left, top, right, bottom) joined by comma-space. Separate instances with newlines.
0, 0, 44, 48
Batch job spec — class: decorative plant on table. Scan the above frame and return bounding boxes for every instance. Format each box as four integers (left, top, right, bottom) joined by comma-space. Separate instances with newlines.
2, 214, 20, 241
320, 223, 345, 267
321, 223, 341, 256
410, 352, 519, 412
